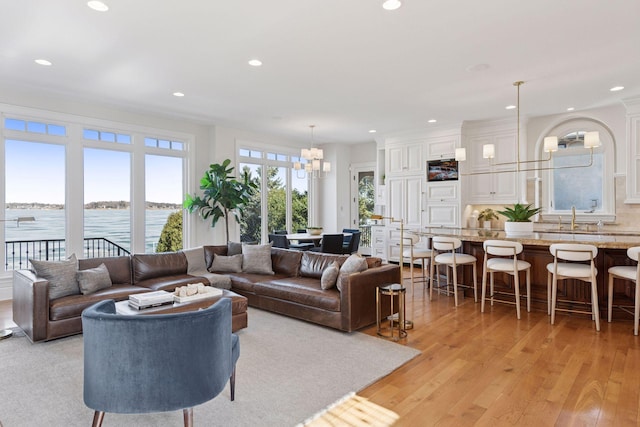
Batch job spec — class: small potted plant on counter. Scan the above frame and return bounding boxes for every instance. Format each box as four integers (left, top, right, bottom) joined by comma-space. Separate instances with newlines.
498, 203, 542, 236
478, 208, 498, 230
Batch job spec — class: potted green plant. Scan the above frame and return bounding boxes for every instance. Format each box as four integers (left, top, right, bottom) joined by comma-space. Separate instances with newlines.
477, 208, 498, 230
183, 159, 258, 242
498, 203, 542, 235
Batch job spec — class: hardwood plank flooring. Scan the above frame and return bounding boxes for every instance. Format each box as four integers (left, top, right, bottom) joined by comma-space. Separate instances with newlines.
357, 267, 640, 426
1, 268, 639, 425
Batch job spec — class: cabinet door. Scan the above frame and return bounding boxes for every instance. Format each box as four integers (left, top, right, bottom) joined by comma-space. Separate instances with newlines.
387, 146, 404, 175
426, 204, 459, 227
387, 178, 404, 221
405, 144, 423, 174
426, 182, 458, 202
405, 176, 423, 228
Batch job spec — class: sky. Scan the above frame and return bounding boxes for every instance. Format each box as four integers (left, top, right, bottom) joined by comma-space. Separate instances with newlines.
5, 140, 182, 204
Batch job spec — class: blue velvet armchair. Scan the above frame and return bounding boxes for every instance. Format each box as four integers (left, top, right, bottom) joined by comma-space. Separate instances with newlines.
82, 298, 239, 427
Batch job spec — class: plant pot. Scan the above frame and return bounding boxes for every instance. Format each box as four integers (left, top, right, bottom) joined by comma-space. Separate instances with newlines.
504, 221, 533, 236
482, 220, 492, 230
307, 228, 323, 236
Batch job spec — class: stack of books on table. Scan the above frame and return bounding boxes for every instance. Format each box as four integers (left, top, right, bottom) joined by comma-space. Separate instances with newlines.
129, 290, 175, 310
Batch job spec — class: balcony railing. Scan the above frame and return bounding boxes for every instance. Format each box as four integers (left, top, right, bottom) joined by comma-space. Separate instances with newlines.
359, 224, 372, 248
4, 238, 130, 271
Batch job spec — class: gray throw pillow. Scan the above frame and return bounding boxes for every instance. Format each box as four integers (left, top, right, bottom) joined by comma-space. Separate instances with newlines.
76, 263, 113, 295
227, 241, 243, 256
320, 261, 340, 290
182, 246, 206, 274
242, 243, 274, 275
210, 254, 243, 273
340, 253, 369, 274
30, 254, 80, 300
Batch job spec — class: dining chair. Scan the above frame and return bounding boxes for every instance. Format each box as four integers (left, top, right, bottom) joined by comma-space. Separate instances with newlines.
481, 239, 531, 319
268, 233, 290, 249
310, 234, 344, 254
607, 246, 640, 335
547, 243, 600, 331
342, 231, 361, 254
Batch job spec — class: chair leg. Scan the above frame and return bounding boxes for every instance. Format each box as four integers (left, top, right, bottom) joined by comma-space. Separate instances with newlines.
608, 274, 614, 323
452, 265, 459, 307
472, 262, 478, 303
547, 271, 552, 315
230, 367, 236, 401
183, 408, 193, 427
409, 258, 415, 295
635, 282, 639, 336
551, 276, 558, 325
481, 262, 487, 313
526, 269, 531, 312
429, 261, 434, 301
490, 272, 495, 307
514, 271, 521, 320
591, 277, 600, 331
92, 411, 105, 427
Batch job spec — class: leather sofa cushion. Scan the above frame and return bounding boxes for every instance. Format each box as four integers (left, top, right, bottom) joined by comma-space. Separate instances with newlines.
227, 272, 293, 294
49, 284, 150, 321
135, 274, 208, 291
300, 252, 347, 279
132, 252, 187, 283
79, 256, 132, 285
271, 248, 303, 277
253, 277, 340, 312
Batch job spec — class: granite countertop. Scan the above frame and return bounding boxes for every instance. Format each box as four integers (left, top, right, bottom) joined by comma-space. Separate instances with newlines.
421, 227, 640, 249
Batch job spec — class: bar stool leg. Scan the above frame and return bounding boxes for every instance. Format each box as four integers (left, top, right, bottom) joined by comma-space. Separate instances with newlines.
635, 282, 640, 336
591, 276, 600, 331
472, 262, 478, 303
452, 265, 459, 307
547, 271, 552, 315
607, 274, 614, 323
490, 272, 495, 307
526, 269, 531, 313
551, 276, 558, 325
514, 270, 521, 320
481, 262, 487, 313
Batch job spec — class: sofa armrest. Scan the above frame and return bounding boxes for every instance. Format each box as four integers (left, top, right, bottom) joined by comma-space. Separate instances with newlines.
339, 264, 400, 332
12, 269, 50, 342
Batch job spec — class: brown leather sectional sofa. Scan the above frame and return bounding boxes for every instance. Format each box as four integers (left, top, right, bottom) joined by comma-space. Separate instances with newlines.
13, 246, 400, 342
203, 245, 400, 332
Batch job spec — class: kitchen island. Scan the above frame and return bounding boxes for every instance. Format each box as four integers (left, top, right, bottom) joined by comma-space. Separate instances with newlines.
420, 227, 640, 320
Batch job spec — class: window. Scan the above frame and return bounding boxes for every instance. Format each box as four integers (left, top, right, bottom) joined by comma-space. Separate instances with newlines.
145, 154, 183, 252
539, 120, 615, 221
238, 146, 308, 243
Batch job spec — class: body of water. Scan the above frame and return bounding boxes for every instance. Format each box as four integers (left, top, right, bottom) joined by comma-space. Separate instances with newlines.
4, 208, 180, 253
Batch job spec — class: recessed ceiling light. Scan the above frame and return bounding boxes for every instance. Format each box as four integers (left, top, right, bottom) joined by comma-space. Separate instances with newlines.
610, 86, 624, 92
505, 105, 516, 110
567, 107, 575, 111
248, 59, 262, 67
34, 59, 52, 66
369, 129, 377, 133
87, 1, 109, 12
382, 0, 402, 10
428, 119, 437, 123
173, 92, 185, 97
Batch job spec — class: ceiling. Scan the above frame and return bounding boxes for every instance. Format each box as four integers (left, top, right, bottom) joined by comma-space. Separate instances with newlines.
1, 0, 639, 145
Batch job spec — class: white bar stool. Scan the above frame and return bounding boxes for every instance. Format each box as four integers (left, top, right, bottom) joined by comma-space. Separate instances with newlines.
547, 243, 600, 331
607, 246, 640, 335
430, 236, 477, 306
481, 240, 531, 319
401, 233, 432, 295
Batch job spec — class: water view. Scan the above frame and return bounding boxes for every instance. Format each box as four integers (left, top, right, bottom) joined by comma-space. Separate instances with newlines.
4, 208, 180, 253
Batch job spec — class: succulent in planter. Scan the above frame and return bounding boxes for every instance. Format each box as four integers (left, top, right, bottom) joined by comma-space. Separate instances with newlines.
497, 203, 542, 222
498, 203, 542, 236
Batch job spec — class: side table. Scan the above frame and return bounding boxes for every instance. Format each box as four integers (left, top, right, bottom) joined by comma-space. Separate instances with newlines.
376, 283, 407, 341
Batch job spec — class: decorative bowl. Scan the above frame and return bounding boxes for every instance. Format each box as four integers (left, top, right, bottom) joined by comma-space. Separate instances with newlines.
307, 227, 323, 236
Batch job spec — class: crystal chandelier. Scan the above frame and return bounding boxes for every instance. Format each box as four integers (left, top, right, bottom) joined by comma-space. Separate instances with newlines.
455, 81, 602, 175
294, 125, 331, 179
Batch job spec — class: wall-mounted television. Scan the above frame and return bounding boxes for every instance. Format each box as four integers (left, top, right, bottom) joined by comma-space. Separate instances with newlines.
427, 159, 459, 182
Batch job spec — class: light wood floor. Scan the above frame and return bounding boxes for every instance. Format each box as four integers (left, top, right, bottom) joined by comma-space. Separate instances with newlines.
2, 269, 639, 426
358, 268, 640, 426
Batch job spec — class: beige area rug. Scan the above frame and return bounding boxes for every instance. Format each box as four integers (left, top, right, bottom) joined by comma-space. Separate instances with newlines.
0, 308, 419, 427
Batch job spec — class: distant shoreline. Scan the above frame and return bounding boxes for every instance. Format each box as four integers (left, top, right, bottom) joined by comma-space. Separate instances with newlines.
6, 202, 182, 210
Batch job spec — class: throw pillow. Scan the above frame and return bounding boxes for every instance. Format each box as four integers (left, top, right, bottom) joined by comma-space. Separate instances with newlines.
182, 246, 206, 274
339, 253, 369, 274
227, 241, 243, 256
30, 254, 80, 300
210, 254, 243, 273
242, 243, 274, 275
76, 263, 113, 295
320, 261, 340, 290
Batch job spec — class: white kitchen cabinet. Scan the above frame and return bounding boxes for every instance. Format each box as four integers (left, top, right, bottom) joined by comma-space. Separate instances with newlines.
424, 181, 460, 227
370, 225, 387, 260
465, 133, 518, 203
386, 143, 423, 176
375, 184, 386, 205
386, 175, 423, 261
